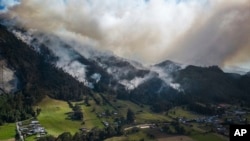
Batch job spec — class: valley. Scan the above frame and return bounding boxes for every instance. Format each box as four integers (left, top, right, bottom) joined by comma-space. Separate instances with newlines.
0, 5, 250, 140
2, 94, 241, 141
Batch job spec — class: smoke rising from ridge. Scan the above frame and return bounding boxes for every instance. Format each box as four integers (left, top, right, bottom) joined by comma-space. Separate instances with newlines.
3, 0, 250, 71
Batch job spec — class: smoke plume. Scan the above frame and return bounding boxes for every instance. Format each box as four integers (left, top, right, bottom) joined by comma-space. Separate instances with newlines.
2, 0, 250, 72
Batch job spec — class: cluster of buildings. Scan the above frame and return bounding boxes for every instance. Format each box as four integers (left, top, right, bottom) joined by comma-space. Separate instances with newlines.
177, 106, 249, 137
96, 111, 119, 127
16, 120, 47, 140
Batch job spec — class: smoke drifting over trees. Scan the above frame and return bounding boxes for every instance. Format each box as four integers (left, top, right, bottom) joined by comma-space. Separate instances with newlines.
1, 0, 250, 71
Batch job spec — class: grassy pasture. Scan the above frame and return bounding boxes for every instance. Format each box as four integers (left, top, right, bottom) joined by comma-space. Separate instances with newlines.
168, 107, 202, 119
158, 136, 194, 141
36, 96, 82, 136
190, 133, 228, 141
75, 100, 104, 129
0, 123, 15, 140
113, 100, 171, 123
105, 131, 155, 141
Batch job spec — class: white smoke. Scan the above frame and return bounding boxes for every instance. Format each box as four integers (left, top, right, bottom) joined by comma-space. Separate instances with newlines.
119, 75, 152, 90
5, 0, 206, 64
2, 0, 250, 73
0, 60, 19, 93
151, 66, 181, 91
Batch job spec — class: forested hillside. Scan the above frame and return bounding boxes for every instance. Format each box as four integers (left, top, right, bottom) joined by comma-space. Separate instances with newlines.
0, 25, 90, 124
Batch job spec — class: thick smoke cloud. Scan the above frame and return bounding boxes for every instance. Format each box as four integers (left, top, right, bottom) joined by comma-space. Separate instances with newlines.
3, 0, 250, 71
166, 0, 250, 70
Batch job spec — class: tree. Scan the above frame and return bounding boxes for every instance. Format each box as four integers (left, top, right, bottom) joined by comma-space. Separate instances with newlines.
36, 108, 42, 116
73, 105, 81, 112
69, 104, 84, 120
72, 132, 82, 141
37, 135, 55, 141
173, 123, 185, 134
74, 111, 84, 120
84, 96, 90, 106
56, 132, 72, 141
105, 109, 111, 116
106, 126, 116, 137
126, 108, 135, 124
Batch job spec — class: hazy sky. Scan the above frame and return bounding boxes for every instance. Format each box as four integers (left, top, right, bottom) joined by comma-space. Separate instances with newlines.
1, 0, 250, 71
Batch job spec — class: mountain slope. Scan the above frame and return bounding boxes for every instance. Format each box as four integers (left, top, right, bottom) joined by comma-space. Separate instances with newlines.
172, 65, 250, 105
0, 24, 90, 102
1, 22, 250, 115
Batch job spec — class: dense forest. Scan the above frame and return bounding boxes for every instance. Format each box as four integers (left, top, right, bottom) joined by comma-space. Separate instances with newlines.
0, 25, 90, 124
0, 93, 35, 125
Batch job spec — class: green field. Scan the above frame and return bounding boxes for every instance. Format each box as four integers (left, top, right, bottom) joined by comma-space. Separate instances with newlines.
0, 96, 230, 141
106, 129, 228, 141
106, 127, 226, 141
112, 100, 171, 123
0, 123, 15, 140
113, 100, 148, 116
36, 96, 82, 136
105, 136, 127, 141
191, 133, 228, 141
136, 113, 171, 123
168, 107, 201, 119
25, 135, 36, 141
186, 124, 228, 141
77, 100, 104, 129
105, 131, 156, 141
0, 97, 88, 140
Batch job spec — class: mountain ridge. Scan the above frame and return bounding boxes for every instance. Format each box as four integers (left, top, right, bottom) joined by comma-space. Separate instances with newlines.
1, 23, 250, 114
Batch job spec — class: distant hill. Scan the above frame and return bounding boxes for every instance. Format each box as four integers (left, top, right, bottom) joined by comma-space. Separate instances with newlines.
172, 65, 250, 106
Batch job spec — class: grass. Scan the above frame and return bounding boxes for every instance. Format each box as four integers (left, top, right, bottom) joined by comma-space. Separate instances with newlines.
105, 131, 156, 141
190, 133, 228, 141
106, 127, 227, 141
105, 136, 127, 141
168, 107, 201, 119
0, 123, 15, 140
158, 136, 194, 141
79, 100, 104, 129
186, 120, 228, 141
0, 94, 231, 141
36, 96, 82, 137
113, 100, 148, 116
136, 113, 171, 123
127, 131, 155, 141
115, 100, 176, 123
25, 135, 36, 141
113, 100, 171, 123
190, 123, 207, 132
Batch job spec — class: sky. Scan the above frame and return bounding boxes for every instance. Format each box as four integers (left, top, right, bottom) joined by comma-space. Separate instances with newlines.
0, 0, 19, 12
1, 0, 250, 73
